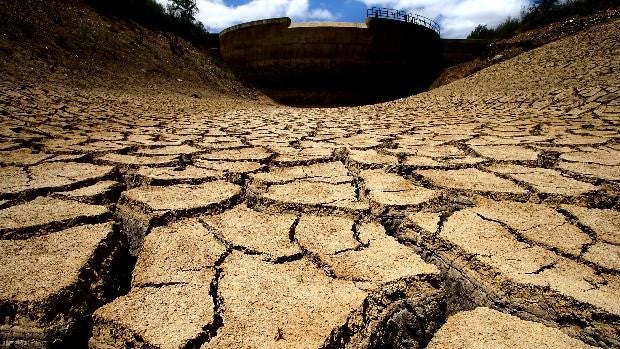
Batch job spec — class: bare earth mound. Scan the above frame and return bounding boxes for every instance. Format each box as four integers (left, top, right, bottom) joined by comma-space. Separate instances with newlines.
0, 1, 618, 347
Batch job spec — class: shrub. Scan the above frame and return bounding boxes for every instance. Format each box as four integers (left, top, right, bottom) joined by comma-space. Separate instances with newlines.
467, 17, 520, 40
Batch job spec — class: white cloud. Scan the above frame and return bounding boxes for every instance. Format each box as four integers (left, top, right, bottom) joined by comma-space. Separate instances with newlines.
360, 0, 530, 38
169, 0, 335, 32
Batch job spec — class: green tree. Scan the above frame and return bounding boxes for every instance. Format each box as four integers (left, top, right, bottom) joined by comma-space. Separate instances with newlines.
167, 0, 198, 22
467, 17, 520, 40
467, 25, 491, 39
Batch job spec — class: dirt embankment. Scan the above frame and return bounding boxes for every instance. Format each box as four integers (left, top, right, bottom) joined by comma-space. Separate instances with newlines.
0, 0, 263, 106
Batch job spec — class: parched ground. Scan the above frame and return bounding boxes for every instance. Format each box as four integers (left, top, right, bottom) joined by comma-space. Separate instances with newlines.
0, 3, 619, 348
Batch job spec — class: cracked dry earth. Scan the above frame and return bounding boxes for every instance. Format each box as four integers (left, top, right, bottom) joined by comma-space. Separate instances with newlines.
0, 18, 619, 349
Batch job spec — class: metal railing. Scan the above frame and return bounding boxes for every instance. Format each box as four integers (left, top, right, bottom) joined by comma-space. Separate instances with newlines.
366, 7, 440, 35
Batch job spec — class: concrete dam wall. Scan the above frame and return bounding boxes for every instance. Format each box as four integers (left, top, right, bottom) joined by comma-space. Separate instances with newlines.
219, 17, 442, 105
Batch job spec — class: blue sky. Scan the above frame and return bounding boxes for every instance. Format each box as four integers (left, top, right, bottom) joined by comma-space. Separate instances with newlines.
163, 0, 533, 38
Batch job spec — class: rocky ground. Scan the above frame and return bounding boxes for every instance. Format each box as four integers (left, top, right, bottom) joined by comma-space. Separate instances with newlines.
0, 2, 619, 348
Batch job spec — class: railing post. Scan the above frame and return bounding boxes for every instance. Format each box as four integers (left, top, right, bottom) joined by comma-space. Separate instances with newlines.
366, 7, 440, 35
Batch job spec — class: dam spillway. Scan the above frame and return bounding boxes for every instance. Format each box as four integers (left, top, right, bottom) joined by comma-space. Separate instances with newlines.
219, 10, 442, 105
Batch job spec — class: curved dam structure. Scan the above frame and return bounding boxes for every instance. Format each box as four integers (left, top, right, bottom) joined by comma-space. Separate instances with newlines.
219, 14, 442, 105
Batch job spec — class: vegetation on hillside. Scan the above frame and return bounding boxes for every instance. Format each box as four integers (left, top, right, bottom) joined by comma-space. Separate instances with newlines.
84, 0, 212, 46
468, 0, 620, 40
468, 17, 520, 40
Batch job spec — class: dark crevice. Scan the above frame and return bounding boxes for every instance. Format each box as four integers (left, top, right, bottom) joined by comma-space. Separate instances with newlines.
0, 210, 113, 240
138, 281, 189, 288
288, 216, 300, 242
271, 251, 305, 264
525, 262, 557, 275
475, 213, 535, 247
182, 249, 231, 349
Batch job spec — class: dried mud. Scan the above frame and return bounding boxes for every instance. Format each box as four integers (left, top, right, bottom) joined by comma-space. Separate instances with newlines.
0, 14, 619, 349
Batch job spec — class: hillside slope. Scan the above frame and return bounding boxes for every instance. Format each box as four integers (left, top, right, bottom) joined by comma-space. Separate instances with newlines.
432, 7, 620, 88
0, 0, 260, 104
